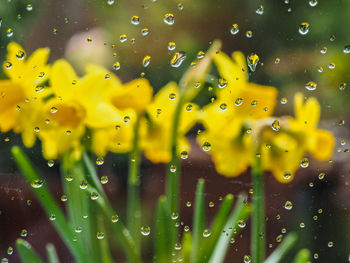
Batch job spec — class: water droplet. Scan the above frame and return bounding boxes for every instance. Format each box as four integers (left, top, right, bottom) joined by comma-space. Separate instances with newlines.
309, 0, 318, 7
100, 176, 108, 184
218, 78, 228, 88
90, 192, 99, 200
197, 50, 205, 59
87, 37, 92, 42
20, 229, 28, 237
230, 24, 239, 35
203, 229, 211, 237
178, 3, 184, 10
184, 225, 190, 232
245, 30, 253, 38
16, 50, 25, 60
208, 201, 215, 207
298, 22, 310, 35
235, 98, 243, 106
186, 201, 191, 207
4, 62, 12, 69
247, 53, 259, 72
238, 219, 246, 228
185, 104, 193, 112
171, 212, 179, 220
1, 258, 8, 263
107, 0, 115, 5
174, 243, 182, 251
180, 151, 188, 159
169, 164, 177, 173
80, 181, 88, 189
300, 157, 309, 168
35, 86, 44, 93
202, 142, 211, 152
339, 82, 347, 91
168, 41, 176, 51
142, 55, 151, 67
305, 81, 317, 91
271, 119, 280, 131
284, 201, 293, 210
328, 241, 334, 247
275, 57, 281, 64
220, 103, 227, 111
343, 45, 350, 54
329, 62, 335, 69
48, 160, 54, 167
7, 247, 13, 256
31, 179, 43, 188
256, 5, 264, 15
163, 13, 175, 25
111, 214, 119, 223
113, 62, 121, 71
330, 34, 336, 42
280, 97, 288, 104
7, 28, 13, 37
283, 172, 292, 180
169, 93, 176, 100
170, 51, 186, 68
49, 213, 56, 221
244, 255, 251, 263
61, 195, 68, 202
141, 27, 149, 36
276, 234, 283, 242
131, 15, 140, 25
140, 225, 151, 236
96, 232, 105, 239
119, 34, 127, 43
96, 156, 104, 165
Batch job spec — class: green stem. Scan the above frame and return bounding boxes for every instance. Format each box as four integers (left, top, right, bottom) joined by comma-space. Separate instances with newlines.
127, 118, 141, 252
251, 157, 265, 263
166, 97, 184, 215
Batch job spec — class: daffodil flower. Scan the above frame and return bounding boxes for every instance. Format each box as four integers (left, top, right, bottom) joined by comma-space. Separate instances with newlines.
197, 51, 278, 177
140, 82, 198, 163
0, 42, 50, 146
260, 93, 335, 182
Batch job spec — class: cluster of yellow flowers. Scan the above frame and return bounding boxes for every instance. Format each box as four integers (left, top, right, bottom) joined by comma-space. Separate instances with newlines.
0, 42, 335, 182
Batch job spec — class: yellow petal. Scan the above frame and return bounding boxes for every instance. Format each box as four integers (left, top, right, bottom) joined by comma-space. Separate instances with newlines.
110, 78, 153, 113
236, 83, 278, 118
294, 93, 320, 128
308, 129, 335, 161
213, 51, 248, 88
0, 80, 25, 132
51, 59, 78, 100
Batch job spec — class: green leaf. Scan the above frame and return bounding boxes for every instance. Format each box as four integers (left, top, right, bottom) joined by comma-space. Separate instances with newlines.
46, 244, 60, 263
190, 178, 206, 262
209, 195, 251, 263
181, 231, 193, 263
16, 239, 44, 263
292, 248, 311, 263
82, 152, 143, 263
194, 194, 234, 263
61, 155, 96, 260
265, 232, 298, 263
11, 146, 92, 263
154, 196, 172, 263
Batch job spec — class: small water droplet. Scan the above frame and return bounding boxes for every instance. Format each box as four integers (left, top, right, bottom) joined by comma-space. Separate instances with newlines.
247, 53, 259, 72
96, 232, 105, 239
309, 0, 318, 7
343, 45, 350, 54
243, 255, 251, 263
235, 98, 243, 106
20, 229, 28, 237
140, 225, 151, 236
230, 24, 239, 35
305, 81, 317, 91
141, 27, 149, 36
142, 55, 151, 67
107, 0, 115, 5
203, 229, 211, 237
271, 119, 280, 131
202, 142, 211, 152
300, 157, 309, 168
339, 82, 347, 91
111, 214, 119, 223
119, 34, 127, 43
7, 28, 13, 37
170, 51, 186, 68
169, 93, 176, 100
180, 151, 188, 159
48, 160, 54, 167
245, 30, 253, 38
256, 5, 264, 15
113, 62, 121, 71
298, 22, 310, 35
131, 15, 140, 25
168, 41, 176, 51
31, 179, 43, 188
284, 201, 293, 210
96, 156, 104, 165
100, 176, 108, 184
163, 13, 175, 25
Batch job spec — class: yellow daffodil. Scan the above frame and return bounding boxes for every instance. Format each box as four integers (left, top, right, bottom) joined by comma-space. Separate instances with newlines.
38, 60, 133, 159
260, 93, 335, 183
0, 42, 50, 147
140, 82, 198, 163
92, 77, 153, 156
197, 51, 278, 177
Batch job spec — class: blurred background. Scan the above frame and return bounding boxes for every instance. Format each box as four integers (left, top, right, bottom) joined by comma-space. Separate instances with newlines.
0, 0, 349, 262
